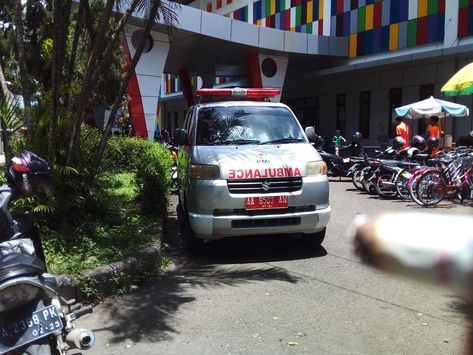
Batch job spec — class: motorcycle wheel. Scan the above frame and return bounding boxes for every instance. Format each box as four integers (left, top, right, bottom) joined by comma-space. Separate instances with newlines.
374, 172, 398, 199
352, 170, 364, 191
361, 174, 376, 195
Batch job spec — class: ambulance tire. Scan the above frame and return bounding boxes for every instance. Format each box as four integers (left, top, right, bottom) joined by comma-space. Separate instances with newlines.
301, 228, 326, 247
178, 202, 204, 253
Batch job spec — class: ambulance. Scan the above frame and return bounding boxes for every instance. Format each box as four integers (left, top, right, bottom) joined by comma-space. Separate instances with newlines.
173, 88, 330, 251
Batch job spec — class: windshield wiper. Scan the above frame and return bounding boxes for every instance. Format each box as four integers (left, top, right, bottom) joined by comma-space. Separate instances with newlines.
260, 138, 304, 145
214, 139, 261, 145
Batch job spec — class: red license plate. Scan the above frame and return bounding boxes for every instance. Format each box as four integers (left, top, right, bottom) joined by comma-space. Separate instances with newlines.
245, 196, 288, 210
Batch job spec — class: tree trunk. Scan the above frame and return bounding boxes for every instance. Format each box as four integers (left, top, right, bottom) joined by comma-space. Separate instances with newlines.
66, 0, 115, 165
0, 64, 13, 102
89, 0, 140, 85
13, 0, 34, 145
49, 0, 72, 160
92, 0, 162, 176
67, 0, 86, 87
49, 0, 60, 160
83, 1, 96, 45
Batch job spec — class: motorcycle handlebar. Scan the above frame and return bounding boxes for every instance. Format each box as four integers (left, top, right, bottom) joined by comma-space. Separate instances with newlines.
73, 305, 93, 318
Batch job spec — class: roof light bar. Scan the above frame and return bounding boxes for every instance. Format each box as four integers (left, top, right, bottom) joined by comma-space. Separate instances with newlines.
195, 88, 281, 98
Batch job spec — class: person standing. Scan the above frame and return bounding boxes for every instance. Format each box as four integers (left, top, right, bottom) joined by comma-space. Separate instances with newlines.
394, 117, 410, 149
332, 129, 346, 156
426, 115, 442, 139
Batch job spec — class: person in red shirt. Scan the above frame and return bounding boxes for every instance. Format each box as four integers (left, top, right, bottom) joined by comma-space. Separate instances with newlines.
426, 115, 442, 139
394, 117, 410, 149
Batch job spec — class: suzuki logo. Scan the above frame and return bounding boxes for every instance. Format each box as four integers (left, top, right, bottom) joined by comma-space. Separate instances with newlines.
261, 181, 271, 191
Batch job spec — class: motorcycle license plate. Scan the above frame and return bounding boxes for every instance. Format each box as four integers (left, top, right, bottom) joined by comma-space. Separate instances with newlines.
0, 305, 62, 354
246, 196, 288, 210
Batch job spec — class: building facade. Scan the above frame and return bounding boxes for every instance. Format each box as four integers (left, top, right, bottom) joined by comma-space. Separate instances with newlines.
126, 0, 473, 146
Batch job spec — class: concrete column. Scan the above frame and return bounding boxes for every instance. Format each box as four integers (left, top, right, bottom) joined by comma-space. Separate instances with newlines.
258, 54, 288, 102
124, 25, 170, 140
444, 0, 459, 48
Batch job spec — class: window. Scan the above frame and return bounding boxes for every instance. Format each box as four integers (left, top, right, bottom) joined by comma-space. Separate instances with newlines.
285, 97, 319, 130
336, 94, 346, 135
359, 91, 370, 138
196, 106, 305, 145
388, 88, 402, 138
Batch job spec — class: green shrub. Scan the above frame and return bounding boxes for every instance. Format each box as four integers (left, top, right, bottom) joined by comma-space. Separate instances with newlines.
103, 137, 173, 215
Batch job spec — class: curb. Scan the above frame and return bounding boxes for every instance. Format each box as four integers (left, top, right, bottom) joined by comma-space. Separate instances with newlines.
55, 219, 164, 301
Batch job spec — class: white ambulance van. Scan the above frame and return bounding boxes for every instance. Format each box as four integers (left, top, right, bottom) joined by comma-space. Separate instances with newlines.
173, 88, 330, 251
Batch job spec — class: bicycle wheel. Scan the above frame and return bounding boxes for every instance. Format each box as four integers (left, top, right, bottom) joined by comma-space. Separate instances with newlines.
409, 169, 434, 206
415, 170, 447, 207
395, 168, 411, 200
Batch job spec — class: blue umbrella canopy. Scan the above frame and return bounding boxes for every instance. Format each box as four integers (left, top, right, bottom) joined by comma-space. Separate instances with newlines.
394, 96, 469, 119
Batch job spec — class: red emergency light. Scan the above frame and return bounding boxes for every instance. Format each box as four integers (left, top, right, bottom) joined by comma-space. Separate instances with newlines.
194, 88, 280, 99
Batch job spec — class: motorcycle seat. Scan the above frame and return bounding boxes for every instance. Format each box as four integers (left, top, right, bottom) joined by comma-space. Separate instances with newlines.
378, 159, 418, 167
0, 252, 46, 283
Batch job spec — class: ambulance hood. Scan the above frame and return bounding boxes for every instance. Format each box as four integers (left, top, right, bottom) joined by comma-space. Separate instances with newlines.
192, 144, 321, 179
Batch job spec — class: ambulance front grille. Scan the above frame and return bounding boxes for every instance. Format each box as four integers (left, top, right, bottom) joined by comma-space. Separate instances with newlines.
227, 177, 302, 194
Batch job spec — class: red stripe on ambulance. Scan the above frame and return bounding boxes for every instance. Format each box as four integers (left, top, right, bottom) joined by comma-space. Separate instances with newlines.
228, 167, 301, 179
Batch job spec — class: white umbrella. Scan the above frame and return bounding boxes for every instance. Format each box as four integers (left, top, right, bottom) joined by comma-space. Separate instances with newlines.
394, 96, 469, 119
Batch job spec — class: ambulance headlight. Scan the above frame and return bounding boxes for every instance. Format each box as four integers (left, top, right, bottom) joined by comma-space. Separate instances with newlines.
306, 161, 327, 176
189, 164, 221, 179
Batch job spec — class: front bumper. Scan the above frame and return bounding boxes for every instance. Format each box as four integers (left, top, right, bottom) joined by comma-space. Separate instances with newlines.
185, 176, 330, 240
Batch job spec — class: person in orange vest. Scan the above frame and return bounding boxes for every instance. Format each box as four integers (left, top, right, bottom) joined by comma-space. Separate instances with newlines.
394, 116, 410, 149
426, 115, 443, 140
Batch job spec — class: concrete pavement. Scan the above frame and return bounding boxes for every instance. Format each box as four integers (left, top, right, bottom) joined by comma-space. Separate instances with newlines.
74, 179, 472, 354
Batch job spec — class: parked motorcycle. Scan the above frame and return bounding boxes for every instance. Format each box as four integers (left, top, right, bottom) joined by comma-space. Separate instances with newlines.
361, 136, 432, 198
0, 151, 95, 354
312, 135, 364, 179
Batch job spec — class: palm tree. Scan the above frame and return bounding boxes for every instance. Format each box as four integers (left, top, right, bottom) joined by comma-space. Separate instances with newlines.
92, 0, 179, 176
67, 0, 178, 167
66, 0, 116, 165
65, 0, 154, 165
0, 97, 23, 160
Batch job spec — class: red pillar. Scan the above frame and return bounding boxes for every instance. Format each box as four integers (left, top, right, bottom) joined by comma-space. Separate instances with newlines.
245, 52, 262, 88
179, 69, 194, 109
121, 35, 148, 138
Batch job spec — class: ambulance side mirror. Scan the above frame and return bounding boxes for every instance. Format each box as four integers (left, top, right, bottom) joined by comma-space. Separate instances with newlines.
305, 126, 317, 143
173, 128, 188, 146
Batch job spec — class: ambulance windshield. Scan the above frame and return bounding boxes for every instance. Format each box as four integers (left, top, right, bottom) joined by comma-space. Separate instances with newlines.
196, 106, 305, 146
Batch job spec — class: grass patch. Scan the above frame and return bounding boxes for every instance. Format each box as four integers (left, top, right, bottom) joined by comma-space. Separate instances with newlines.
42, 171, 160, 277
